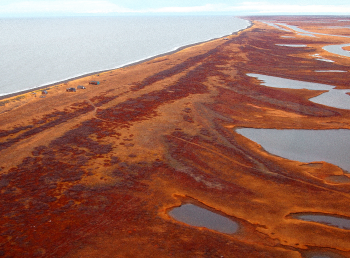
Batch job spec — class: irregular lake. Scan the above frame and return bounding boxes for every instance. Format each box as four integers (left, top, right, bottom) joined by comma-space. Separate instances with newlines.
236, 128, 350, 172
291, 213, 350, 230
323, 44, 350, 58
247, 73, 350, 110
168, 203, 239, 234
276, 23, 350, 57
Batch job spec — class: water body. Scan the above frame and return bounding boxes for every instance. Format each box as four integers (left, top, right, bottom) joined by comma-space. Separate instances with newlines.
263, 22, 290, 32
316, 58, 335, 63
246, 73, 350, 110
304, 251, 344, 258
0, 16, 249, 96
276, 23, 319, 37
297, 33, 317, 37
292, 213, 350, 230
315, 70, 347, 72
323, 44, 350, 58
276, 23, 350, 57
327, 26, 350, 29
310, 54, 334, 63
168, 203, 239, 234
311, 89, 350, 110
275, 44, 307, 47
236, 128, 350, 172
247, 73, 334, 91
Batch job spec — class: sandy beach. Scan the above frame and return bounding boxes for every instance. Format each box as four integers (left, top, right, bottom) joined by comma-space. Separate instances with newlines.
1, 16, 350, 257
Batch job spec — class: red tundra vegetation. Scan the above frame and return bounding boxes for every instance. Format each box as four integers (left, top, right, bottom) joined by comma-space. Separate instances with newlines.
1, 16, 350, 257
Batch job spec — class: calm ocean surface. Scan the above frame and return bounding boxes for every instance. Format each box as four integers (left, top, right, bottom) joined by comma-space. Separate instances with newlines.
0, 16, 249, 96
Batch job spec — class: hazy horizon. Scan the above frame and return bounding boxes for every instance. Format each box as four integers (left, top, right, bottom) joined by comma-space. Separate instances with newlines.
1, 0, 350, 17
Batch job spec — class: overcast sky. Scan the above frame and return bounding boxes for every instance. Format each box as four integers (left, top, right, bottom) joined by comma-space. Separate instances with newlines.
1, 0, 350, 17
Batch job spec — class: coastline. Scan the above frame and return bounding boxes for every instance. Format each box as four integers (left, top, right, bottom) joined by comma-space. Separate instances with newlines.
2, 16, 350, 258
0, 20, 251, 101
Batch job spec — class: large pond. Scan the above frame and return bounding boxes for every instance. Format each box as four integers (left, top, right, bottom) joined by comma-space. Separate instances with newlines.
247, 73, 350, 110
168, 203, 239, 234
323, 44, 350, 58
236, 128, 350, 172
291, 213, 350, 230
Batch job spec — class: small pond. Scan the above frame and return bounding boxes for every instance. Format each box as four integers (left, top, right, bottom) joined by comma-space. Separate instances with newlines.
236, 128, 350, 172
304, 251, 344, 258
298, 33, 317, 37
310, 54, 335, 63
316, 58, 334, 62
263, 22, 290, 32
315, 70, 347, 73
168, 203, 239, 234
291, 213, 350, 230
247, 73, 350, 110
276, 44, 308, 47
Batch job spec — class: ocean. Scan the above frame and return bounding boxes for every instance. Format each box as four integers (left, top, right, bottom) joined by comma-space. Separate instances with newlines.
0, 16, 249, 97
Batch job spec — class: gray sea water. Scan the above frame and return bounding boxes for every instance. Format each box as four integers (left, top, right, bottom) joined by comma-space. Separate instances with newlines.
0, 16, 249, 96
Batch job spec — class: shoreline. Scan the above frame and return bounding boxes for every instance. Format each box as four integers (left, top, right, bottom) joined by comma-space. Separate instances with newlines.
0, 20, 251, 101
2, 16, 350, 257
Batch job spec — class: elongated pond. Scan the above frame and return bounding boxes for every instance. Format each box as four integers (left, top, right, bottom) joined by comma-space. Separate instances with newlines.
304, 251, 344, 258
168, 203, 239, 234
323, 44, 350, 58
276, 44, 307, 47
315, 70, 347, 73
236, 128, 350, 172
247, 73, 350, 110
291, 213, 350, 230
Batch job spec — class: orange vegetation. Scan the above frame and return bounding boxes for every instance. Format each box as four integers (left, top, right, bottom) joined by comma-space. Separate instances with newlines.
343, 46, 350, 52
1, 16, 350, 257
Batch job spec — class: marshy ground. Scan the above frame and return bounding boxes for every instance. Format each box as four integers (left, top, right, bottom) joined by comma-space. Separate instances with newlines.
1, 16, 350, 257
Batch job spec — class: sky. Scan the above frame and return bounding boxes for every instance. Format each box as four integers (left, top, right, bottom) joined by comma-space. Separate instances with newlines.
1, 0, 350, 17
